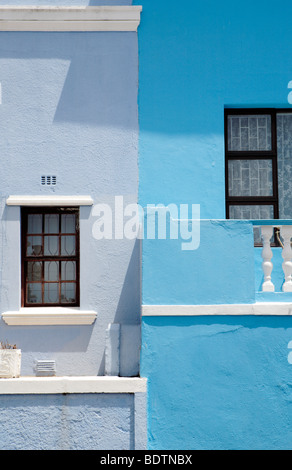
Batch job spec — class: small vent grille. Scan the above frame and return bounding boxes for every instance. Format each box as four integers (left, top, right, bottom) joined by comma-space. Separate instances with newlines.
41, 175, 57, 186
35, 360, 56, 376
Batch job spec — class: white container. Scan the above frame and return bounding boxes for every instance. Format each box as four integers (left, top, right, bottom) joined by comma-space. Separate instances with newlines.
0, 349, 21, 378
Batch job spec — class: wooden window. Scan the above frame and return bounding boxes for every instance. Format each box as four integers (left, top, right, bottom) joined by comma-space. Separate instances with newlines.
225, 109, 279, 223
21, 207, 80, 307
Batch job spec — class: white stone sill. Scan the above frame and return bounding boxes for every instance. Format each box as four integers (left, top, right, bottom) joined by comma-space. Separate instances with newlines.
0, 376, 147, 395
2, 308, 97, 326
142, 303, 292, 316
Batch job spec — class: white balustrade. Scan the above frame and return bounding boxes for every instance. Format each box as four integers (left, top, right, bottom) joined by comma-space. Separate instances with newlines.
281, 226, 292, 292
261, 225, 275, 292
260, 225, 292, 293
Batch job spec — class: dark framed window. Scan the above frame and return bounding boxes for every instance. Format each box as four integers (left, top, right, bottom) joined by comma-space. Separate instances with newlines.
21, 207, 80, 307
225, 109, 279, 222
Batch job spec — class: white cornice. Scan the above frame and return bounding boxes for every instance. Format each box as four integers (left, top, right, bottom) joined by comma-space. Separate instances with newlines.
0, 6, 142, 32
142, 303, 292, 316
6, 195, 94, 206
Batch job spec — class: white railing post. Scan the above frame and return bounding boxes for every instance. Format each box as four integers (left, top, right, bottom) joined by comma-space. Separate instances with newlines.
281, 225, 292, 292
261, 225, 275, 292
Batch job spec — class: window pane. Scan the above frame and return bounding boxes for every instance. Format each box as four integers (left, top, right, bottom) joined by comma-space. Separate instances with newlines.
44, 214, 59, 234
229, 205, 274, 245
61, 261, 76, 281
28, 214, 42, 234
277, 113, 292, 219
44, 236, 59, 256
61, 236, 76, 256
229, 204, 274, 220
61, 283, 76, 304
27, 236, 43, 256
27, 261, 42, 281
44, 283, 59, 304
61, 214, 76, 234
228, 159, 273, 197
23, 209, 79, 307
27, 283, 42, 304
44, 261, 59, 282
228, 115, 272, 151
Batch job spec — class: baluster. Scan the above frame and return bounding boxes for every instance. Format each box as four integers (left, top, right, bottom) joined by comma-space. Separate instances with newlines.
281, 226, 292, 292
261, 225, 275, 292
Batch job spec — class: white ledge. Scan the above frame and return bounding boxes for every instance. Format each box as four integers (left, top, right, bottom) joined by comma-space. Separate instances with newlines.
2, 308, 97, 326
0, 6, 142, 32
6, 195, 94, 206
0, 376, 147, 394
142, 303, 292, 316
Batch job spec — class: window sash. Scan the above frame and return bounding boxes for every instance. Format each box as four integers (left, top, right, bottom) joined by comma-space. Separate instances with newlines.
21, 207, 80, 307
225, 109, 279, 221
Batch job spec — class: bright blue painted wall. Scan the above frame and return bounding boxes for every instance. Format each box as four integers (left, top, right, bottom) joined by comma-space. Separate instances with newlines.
134, 0, 292, 217
142, 316, 292, 450
143, 219, 255, 305
135, 0, 292, 306
136, 0, 292, 450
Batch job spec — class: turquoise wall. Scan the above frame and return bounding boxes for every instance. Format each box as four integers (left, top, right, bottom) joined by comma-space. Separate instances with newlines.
143, 219, 255, 305
141, 316, 292, 450
134, 0, 292, 218
136, 0, 292, 449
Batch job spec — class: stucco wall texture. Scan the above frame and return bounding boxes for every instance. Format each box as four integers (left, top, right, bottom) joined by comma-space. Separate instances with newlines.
0, 393, 135, 450
136, 0, 292, 450
141, 315, 292, 450
0, 24, 140, 375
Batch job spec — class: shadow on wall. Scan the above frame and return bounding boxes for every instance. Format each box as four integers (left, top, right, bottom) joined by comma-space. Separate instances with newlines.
114, 238, 141, 325
0, 32, 138, 129
0, 30, 140, 353
0, 312, 95, 353
133, 0, 292, 136
53, 34, 138, 128
0, 235, 141, 358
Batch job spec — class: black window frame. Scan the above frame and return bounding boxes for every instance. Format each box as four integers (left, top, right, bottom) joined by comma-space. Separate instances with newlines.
21, 207, 80, 308
225, 108, 280, 221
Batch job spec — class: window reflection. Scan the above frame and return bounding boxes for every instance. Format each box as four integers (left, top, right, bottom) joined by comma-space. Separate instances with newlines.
23, 208, 79, 306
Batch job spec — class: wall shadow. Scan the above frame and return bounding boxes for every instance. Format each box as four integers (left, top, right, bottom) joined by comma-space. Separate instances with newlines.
53, 34, 138, 128
0, 32, 138, 129
114, 238, 141, 325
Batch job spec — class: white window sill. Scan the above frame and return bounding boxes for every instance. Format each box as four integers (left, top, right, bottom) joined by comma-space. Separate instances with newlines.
2, 308, 97, 326
0, 376, 147, 394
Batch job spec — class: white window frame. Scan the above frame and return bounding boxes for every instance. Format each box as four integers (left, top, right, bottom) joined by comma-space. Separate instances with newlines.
2, 195, 97, 326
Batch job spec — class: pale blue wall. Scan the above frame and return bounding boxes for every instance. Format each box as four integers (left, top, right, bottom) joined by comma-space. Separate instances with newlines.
0, 392, 147, 450
0, 0, 145, 453
0, 11, 140, 376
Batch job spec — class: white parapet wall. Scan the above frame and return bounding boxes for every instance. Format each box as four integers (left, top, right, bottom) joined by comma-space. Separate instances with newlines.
0, 376, 147, 450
